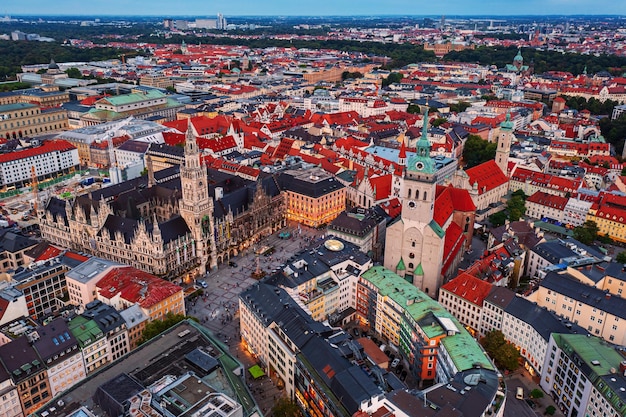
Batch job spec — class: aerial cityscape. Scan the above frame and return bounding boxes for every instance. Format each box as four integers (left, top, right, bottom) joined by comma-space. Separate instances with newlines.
0, 5, 626, 417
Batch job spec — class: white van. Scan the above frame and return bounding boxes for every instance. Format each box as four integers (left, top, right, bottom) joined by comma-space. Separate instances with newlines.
516, 387, 524, 400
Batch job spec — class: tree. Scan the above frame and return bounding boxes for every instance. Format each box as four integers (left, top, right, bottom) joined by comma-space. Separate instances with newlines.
530, 389, 544, 399
406, 104, 421, 114
507, 192, 527, 222
481, 330, 507, 355
450, 101, 471, 113
462, 135, 497, 168
573, 220, 599, 245
432, 117, 447, 127
139, 313, 189, 344
271, 397, 302, 417
489, 211, 507, 227
65, 67, 82, 78
382, 72, 403, 87
616, 251, 626, 264
496, 342, 521, 371
546, 405, 556, 415
480, 330, 520, 372
341, 71, 364, 80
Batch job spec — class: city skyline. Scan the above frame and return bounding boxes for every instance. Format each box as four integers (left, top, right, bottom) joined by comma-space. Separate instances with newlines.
2, 0, 626, 17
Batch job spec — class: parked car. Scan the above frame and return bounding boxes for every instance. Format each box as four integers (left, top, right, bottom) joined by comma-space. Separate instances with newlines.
228, 261, 237, 267
198, 280, 208, 289
352, 328, 360, 337
391, 358, 401, 368
525, 399, 537, 409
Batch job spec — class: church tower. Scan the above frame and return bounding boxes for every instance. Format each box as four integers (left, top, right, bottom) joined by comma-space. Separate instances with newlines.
402, 115, 436, 224
179, 121, 217, 275
384, 113, 445, 296
495, 112, 514, 176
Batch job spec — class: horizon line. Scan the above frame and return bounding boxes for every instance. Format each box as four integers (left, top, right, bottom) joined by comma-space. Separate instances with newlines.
4, 13, 626, 18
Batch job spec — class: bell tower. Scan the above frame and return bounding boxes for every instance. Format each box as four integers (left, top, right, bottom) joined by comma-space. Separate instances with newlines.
402, 113, 437, 225
495, 112, 514, 176
179, 120, 216, 274
385, 111, 445, 296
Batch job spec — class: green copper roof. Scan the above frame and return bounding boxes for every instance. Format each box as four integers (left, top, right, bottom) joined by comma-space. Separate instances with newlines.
360, 266, 493, 371
406, 113, 436, 174
429, 219, 445, 238
396, 257, 406, 271
414, 262, 424, 276
500, 112, 515, 131
514, 48, 523, 62
67, 316, 104, 347
553, 334, 624, 380
0, 102, 37, 112
101, 90, 166, 106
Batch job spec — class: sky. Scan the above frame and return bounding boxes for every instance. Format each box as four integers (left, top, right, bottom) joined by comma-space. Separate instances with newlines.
2, 0, 626, 17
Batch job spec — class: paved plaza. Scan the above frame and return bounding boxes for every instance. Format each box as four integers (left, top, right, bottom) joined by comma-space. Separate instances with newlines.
186, 224, 326, 415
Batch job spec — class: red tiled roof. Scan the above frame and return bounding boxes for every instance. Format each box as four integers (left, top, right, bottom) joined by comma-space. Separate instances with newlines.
97, 266, 182, 309
35, 245, 62, 262
162, 131, 185, 146
0, 298, 9, 322
434, 186, 454, 228
527, 191, 568, 210
380, 197, 402, 219
449, 186, 476, 212
369, 174, 392, 201
441, 272, 492, 306
65, 251, 90, 262
197, 135, 237, 153
272, 138, 295, 160
441, 222, 466, 276
466, 160, 509, 194
0, 140, 76, 164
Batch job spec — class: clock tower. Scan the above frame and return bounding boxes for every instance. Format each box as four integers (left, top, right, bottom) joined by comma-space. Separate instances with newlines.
179, 121, 217, 275
402, 114, 437, 225
495, 112, 514, 176
384, 113, 445, 296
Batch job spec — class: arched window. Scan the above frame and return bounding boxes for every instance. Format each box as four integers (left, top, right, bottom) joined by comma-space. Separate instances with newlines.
415, 190, 419, 200
408, 189, 411, 199
423, 191, 427, 201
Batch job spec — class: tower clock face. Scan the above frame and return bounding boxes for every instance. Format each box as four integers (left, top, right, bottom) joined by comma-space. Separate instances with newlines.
407, 200, 417, 209
415, 161, 425, 171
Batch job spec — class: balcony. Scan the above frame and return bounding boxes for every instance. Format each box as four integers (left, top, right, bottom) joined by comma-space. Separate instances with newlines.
299, 289, 323, 303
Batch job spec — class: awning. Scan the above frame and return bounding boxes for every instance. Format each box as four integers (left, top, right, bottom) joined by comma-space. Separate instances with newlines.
248, 364, 265, 379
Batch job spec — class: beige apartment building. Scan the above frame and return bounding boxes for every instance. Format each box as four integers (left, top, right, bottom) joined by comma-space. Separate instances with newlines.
531, 271, 626, 345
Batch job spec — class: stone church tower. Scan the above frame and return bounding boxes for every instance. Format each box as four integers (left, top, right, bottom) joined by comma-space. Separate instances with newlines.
384, 115, 445, 296
495, 112, 514, 176
179, 121, 217, 275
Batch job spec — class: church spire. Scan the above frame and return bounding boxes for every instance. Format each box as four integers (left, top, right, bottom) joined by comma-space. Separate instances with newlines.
416, 111, 431, 159
398, 139, 407, 167
185, 119, 199, 154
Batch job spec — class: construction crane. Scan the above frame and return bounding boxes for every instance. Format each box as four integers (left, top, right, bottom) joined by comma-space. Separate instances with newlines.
31, 166, 38, 214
